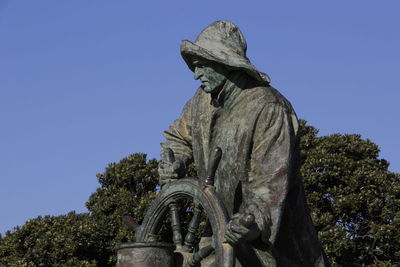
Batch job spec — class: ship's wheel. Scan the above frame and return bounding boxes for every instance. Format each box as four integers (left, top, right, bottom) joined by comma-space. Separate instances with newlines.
135, 147, 237, 267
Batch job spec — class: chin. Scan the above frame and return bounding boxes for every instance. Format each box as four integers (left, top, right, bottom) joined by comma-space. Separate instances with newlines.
203, 86, 221, 94
201, 87, 213, 94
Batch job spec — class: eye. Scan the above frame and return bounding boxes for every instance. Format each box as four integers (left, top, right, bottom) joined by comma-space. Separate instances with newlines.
193, 62, 203, 68
192, 57, 206, 68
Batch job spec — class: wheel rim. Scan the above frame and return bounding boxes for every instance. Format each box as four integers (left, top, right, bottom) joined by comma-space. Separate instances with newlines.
137, 178, 234, 267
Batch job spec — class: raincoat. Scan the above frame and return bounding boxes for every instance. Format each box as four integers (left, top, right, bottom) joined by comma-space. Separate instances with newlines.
161, 72, 329, 266
161, 20, 330, 266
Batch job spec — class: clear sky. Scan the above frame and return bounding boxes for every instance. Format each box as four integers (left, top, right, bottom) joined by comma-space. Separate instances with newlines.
0, 0, 399, 234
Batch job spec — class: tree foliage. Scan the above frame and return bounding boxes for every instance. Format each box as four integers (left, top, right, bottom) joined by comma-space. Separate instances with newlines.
0, 153, 159, 266
0, 212, 98, 266
299, 120, 400, 266
1, 123, 399, 266
85, 153, 159, 265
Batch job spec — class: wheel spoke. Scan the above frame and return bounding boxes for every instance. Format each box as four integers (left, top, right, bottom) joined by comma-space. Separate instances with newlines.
169, 202, 182, 246
137, 178, 233, 266
184, 203, 203, 250
189, 245, 214, 266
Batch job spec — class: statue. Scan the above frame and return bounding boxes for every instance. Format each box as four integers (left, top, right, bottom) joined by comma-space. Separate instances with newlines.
157, 20, 330, 266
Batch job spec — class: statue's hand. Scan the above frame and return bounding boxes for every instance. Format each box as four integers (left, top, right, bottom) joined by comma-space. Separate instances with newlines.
158, 159, 185, 183
224, 213, 260, 245
158, 148, 186, 185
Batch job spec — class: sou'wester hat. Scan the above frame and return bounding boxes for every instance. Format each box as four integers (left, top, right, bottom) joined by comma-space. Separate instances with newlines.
180, 20, 270, 84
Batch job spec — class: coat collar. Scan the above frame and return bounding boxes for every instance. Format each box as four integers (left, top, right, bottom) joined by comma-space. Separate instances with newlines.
210, 70, 256, 109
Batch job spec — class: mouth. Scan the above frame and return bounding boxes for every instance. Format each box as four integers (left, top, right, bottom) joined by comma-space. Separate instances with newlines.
200, 80, 208, 87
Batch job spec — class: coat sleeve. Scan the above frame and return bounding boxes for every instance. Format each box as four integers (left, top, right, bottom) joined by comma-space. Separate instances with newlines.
161, 98, 194, 169
244, 101, 299, 245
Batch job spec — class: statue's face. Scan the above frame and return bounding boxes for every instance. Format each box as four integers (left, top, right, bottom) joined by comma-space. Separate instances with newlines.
193, 57, 230, 94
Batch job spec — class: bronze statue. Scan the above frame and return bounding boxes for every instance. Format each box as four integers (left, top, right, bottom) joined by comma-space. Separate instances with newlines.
157, 21, 330, 266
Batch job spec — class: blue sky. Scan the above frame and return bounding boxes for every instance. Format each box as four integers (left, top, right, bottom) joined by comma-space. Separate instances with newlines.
0, 0, 399, 234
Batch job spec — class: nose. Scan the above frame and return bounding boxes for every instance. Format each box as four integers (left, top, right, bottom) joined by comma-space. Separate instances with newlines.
194, 67, 202, 80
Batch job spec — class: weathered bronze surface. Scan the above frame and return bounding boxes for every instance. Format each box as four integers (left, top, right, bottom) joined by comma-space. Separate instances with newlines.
118, 148, 235, 267
136, 177, 235, 267
118, 20, 330, 267
116, 242, 175, 267
156, 20, 330, 266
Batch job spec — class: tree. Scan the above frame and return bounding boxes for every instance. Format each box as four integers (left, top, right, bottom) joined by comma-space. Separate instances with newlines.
299, 120, 400, 266
0, 212, 98, 266
85, 153, 159, 265
0, 153, 159, 266
1, 123, 399, 266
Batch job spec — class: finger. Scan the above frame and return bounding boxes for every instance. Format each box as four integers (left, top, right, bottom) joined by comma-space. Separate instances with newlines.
224, 230, 238, 244
225, 230, 240, 244
158, 168, 168, 174
232, 231, 243, 241
231, 213, 242, 220
159, 172, 178, 179
162, 148, 175, 163
158, 169, 168, 176
158, 162, 165, 169
159, 161, 173, 169
227, 224, 243, 239
158, 168, 176, 175
160, 149, 168, 159
230, 223, 248, 235
172, 161, 182, 171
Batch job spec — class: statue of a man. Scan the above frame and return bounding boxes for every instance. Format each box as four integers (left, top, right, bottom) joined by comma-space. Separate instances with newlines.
159, 21, 330, 266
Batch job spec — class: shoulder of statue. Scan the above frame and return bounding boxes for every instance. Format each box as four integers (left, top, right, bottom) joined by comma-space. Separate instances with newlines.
192, 87, 208, 100
257, 86, 295, 109
238, 86, 297, 117
184, 87, 208, 107
240, 85, 280, 104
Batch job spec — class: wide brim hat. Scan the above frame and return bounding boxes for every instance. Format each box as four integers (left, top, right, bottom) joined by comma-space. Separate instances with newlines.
180, 20, 270, 84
